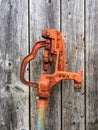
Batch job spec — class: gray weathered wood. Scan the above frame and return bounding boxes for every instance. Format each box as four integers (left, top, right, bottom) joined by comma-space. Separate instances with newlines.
0, 1, 98, 130
0, 0, 29, 130
29, 0, 61, 130
86, 0, 98, 129
61, 0, 85, 130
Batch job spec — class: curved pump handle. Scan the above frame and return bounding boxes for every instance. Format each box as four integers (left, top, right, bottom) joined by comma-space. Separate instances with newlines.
20, 41, 46, 87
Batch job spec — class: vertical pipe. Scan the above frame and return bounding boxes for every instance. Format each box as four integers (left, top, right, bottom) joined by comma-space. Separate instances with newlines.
37, 98, 48, 130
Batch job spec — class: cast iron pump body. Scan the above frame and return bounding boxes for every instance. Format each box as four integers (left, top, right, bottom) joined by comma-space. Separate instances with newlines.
20, 29, 82, 98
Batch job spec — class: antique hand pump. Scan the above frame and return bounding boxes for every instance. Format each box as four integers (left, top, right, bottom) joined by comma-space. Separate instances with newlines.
20, 29, 82, 130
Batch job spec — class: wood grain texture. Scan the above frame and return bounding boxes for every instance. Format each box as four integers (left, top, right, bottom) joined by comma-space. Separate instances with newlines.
61, 0, 85, 130
29, 0, 61, 130
0, 0, 97, 130
0, 0, 29, 130
86, 0, 98, 130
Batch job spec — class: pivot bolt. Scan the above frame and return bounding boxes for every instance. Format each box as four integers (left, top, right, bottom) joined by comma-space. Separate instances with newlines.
46, 32, 50, 36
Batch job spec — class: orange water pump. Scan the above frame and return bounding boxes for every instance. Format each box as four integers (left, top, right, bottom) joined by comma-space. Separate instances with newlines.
20, 29, 82, 98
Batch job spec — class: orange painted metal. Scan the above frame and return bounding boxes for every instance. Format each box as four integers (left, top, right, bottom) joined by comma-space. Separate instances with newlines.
20, 29, 82, 98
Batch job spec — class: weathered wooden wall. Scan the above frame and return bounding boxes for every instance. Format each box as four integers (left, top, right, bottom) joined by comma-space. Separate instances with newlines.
86, 0, 98, 130
62, 0, 84, 130
0, 0, 98, 130
0, 0, 29, 130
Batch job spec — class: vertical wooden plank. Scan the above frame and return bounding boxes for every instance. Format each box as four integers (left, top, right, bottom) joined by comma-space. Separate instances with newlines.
61, 0, 84, 130
0, 0, 29, 130
86, 0, 98, 129
29, 0, 61, 130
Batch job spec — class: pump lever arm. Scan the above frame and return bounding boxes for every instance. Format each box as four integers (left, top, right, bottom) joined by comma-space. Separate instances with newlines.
20, 41, 46, 87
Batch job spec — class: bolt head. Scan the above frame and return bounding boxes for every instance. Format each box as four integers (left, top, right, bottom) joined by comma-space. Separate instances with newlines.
46, 32, 50, 36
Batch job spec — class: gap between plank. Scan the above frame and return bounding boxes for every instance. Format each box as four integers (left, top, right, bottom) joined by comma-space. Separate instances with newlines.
60, 0, 63, 130
28, 0, 31, 130
84, 0, 86, 129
